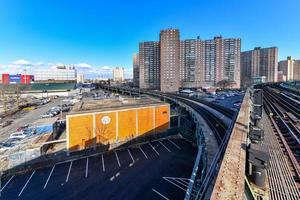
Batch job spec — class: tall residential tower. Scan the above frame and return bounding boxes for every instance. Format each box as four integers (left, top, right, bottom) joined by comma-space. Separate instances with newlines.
133, 53, 139, 87
133, 29, 241, 91
241, 47, 278, 86
138, 41, 160, 89
159, 29, 180, 92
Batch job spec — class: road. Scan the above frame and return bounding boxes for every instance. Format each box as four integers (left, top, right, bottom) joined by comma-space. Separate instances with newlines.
0, 138, 197, 200
0, 98, 61, 141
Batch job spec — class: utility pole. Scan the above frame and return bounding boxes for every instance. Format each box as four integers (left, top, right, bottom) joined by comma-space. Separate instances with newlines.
60, 99, 63, 120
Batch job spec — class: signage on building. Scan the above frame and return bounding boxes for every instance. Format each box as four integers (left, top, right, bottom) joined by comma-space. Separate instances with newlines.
9, 75, 21, 83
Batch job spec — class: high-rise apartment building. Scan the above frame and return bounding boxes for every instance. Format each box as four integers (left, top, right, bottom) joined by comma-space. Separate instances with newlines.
294, 60, 300, 80
241, 47, 278, 86
138, 41, 160, 89
241, 48, 261, 86
160, 29, 180, 92
112, 67, 124, 82
278, 56, 300, 81
203, 37, 241, 88
134, 29, 241, 91
179, 39, 205, 88
133, 53, 139, 87
77, 74, 84, 83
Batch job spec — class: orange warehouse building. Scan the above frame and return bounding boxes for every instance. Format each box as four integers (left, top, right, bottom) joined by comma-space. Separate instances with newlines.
66, 103, 170, 151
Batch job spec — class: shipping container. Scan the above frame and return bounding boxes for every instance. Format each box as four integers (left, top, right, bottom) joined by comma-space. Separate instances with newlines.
2, 74, 10, 84
21, 75, 32, 84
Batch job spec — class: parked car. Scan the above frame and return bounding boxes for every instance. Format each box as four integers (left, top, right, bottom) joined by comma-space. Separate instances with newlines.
16, 124, 30, 131
0, 120, 13, 128
40, 98, 51, 105
50, 107, 61, 115
23, 128, 36, 135
9, 131, 28, 139
41, 112, 54, 118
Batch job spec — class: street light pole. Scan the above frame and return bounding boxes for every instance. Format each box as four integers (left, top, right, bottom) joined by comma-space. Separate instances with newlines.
60, 99, 63, 120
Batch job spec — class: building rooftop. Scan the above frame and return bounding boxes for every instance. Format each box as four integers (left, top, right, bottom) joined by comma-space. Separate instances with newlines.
70, 96, 168, 114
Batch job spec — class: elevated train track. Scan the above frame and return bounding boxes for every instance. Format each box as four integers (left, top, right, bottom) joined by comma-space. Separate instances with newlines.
163, 94, 228, 145
263, 86, 300, 186
99, 85, 238, 199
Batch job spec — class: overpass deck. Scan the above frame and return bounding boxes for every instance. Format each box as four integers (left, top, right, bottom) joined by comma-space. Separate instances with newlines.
210, 92, 250, 199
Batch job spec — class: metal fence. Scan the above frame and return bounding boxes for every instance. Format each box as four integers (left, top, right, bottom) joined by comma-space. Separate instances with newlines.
7, 148, 41, 169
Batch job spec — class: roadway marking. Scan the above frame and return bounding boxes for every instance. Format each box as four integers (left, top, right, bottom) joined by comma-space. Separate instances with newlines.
43, 165, 56, 189
0, 175, 14, 193
139, 146, 148, 159
159, 141, 171, 152
168, 139, 181, 149
152, 188, 170, 200
85, 158, 89, 178
66, 161, 73, 183
148, 143, 159, 156
18, 171, 36, 197
115, 151, 121, 167
163, 177, 187, 192
127, 149, 135, 163
101, 154, 105, 172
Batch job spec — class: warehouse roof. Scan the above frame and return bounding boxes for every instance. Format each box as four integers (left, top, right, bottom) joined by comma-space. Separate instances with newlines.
70, 96, 168, 114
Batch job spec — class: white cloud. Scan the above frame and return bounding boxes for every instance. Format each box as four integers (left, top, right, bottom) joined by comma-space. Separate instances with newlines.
12, 59, 31, 66
35, 62, 44, 66
99, 66, 113, 70
76, 63, 92, 68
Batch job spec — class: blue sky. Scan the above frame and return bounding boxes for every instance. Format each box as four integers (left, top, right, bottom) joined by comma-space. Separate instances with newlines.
0, 0, 299, 78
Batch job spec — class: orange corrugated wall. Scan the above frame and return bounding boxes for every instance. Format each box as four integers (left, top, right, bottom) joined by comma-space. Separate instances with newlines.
137, 107, 154, 136
155, 105, 170, 132
118, 110, 137, 141
67, 105, 169, 151
95, 112, 116, 145
68, 114, 93, 150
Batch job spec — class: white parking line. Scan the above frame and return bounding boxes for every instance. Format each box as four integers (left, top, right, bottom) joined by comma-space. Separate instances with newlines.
0, 175, 14, 193
159, 141, 171, 152
115, 151, 121, 167
85, 158, 89, 178
168, 139, 181, 149
152, 188, 170, 200
66, 161, 73, 183
101, 154, 105, 172
127, 149, 135, 163
18, 171, 35, 197
163, 177, 187, 192
139, 146, 148, 159
43, 165, 56, 189
148, 143, 159, 156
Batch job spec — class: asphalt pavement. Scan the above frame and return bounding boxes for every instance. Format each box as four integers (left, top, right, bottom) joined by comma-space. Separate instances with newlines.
0, 138, 197, 200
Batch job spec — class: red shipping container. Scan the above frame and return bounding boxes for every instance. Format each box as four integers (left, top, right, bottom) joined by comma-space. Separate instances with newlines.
2, 74, 9, 84
21, 75, 31, 84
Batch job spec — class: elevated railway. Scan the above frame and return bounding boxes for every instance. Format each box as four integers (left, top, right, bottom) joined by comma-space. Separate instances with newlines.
99, 85, 239, 199
263, 86, 300, 191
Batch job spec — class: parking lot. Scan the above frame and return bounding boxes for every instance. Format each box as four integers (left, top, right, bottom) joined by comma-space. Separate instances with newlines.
0, 98, 62, 142
0, 138, 197, 200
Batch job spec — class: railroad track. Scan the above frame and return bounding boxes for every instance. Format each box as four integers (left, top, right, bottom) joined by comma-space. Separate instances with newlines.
263, 87, 300, 186
164, 94, 228, 145
264, 87, 300, 119
171, 94, 235, 119
261, 112, 300, 200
